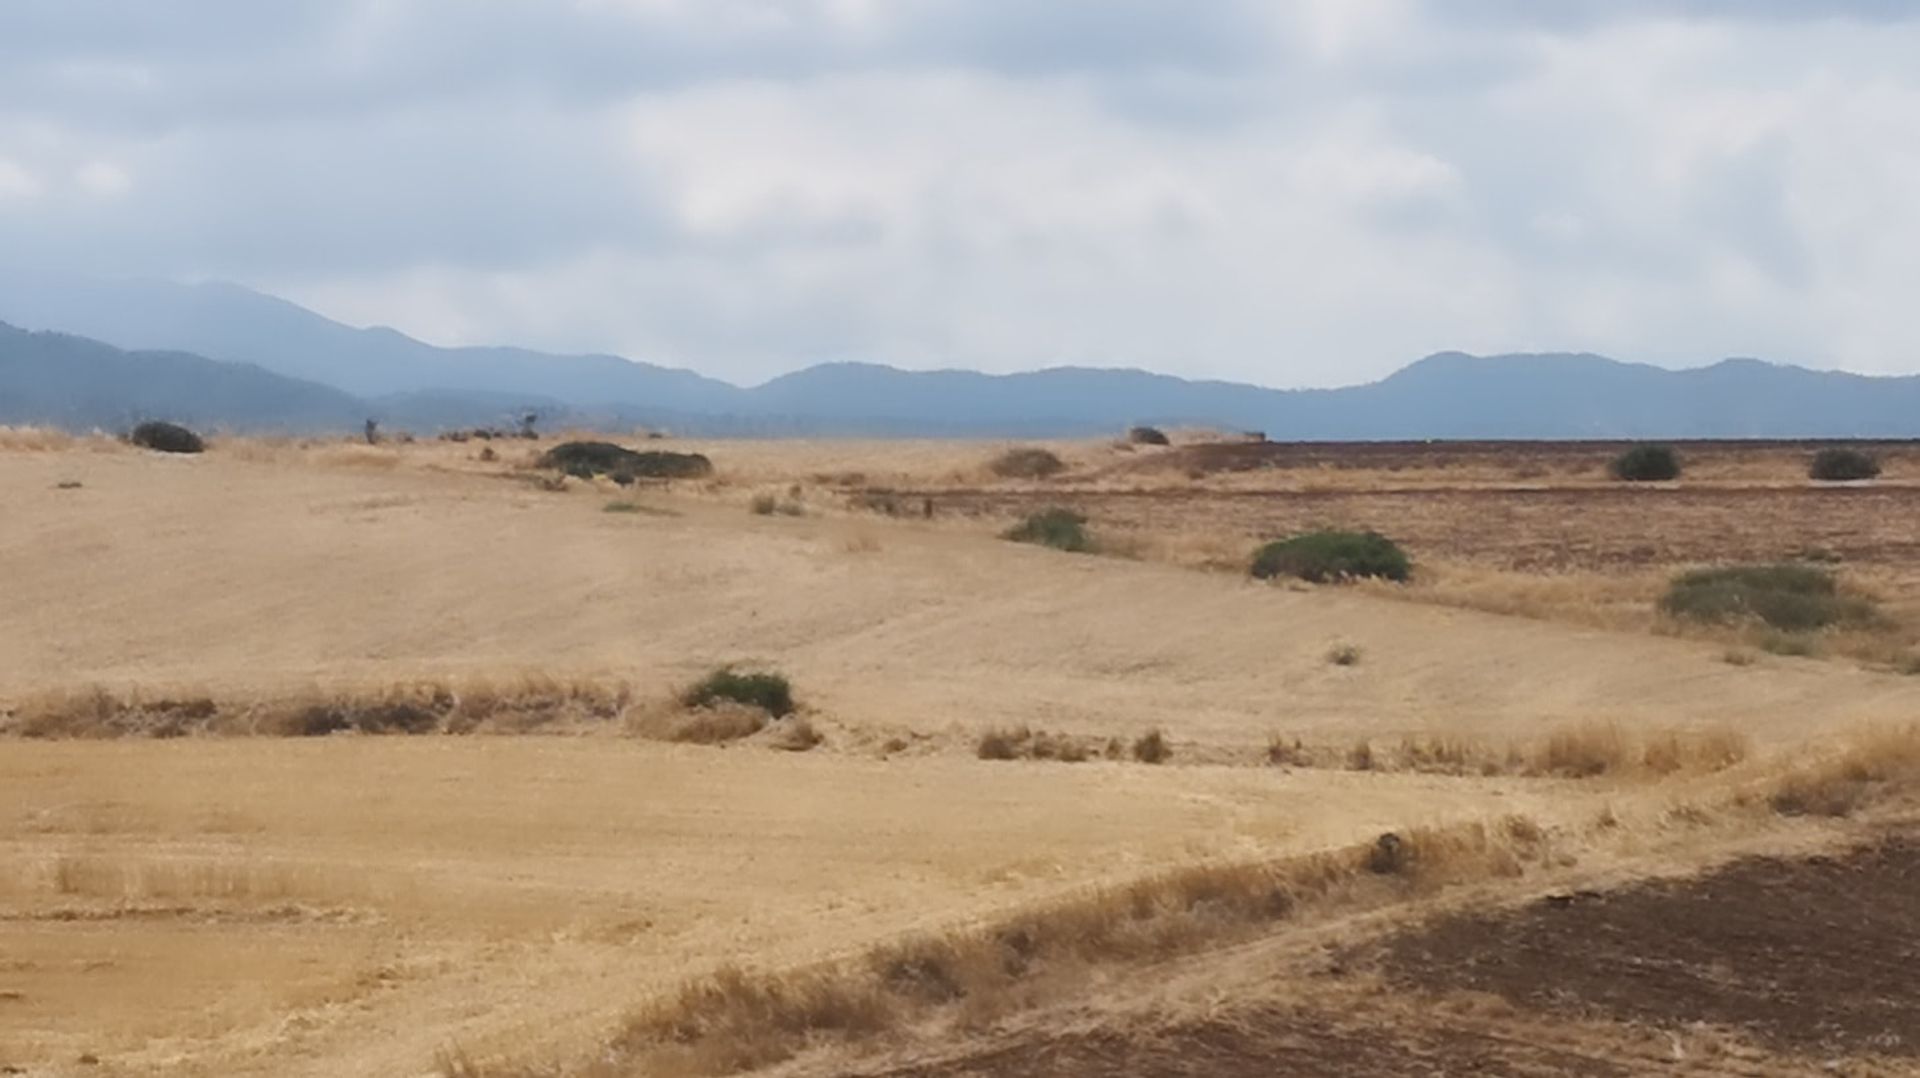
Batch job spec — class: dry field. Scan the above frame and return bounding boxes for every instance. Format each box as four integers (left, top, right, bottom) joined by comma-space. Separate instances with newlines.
3, 429, 1918, 1077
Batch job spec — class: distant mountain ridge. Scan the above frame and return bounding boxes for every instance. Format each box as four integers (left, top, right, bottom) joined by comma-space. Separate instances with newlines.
4, 277, 1920, 438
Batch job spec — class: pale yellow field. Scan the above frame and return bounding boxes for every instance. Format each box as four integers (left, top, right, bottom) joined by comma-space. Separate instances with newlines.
3, 436, 1917, 1077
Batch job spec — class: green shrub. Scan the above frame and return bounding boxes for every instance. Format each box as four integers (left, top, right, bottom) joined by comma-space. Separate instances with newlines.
1809, 447, 1881, 482
682, 668, 794, 718
1251, 531, 1410, 583
1127, 426, 1170, 446
540, 441, 712, 481
750, 493, 778, 515
128, 420, 205, 454
1003, 508, 1092, 553
1326, 643, 1362, 666
1610, 444, 1680, 481
1660, 564, 1876, 632
989, 447, 1066, 480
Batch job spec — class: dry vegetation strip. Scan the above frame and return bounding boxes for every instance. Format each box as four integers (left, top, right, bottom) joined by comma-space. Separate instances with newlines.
454, 725, 1920, 1078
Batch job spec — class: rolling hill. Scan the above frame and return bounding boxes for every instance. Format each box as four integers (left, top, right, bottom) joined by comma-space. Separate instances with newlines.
6, 276, 1920, 438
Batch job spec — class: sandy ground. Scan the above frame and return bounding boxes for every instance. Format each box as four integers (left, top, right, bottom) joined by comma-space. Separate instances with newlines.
0, 740, 1581, 1077
3, 438, 1917, 1076
4, 447, 1917, 750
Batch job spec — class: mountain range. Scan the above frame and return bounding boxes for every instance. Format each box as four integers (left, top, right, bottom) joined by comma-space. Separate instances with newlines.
3, 276, 1918, 439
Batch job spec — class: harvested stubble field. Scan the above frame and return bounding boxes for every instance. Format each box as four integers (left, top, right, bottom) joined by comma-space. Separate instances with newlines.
3, 430, 1918, 1077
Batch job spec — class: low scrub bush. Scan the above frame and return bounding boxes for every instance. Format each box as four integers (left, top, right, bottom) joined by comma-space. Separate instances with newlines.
540, 441, 713, 481
1809, 447, 1881, 482
988, 447, 1065, 480
128, 420, 205, 454
1326, 642, 1362, 666
1609, 444, 1680, 481
1660, 564, 1876, 632
1003, 508, 1092, 553
1127, 425, 1170, 446
1251, 530, 1410, 583
1131, 728, 1171, 764
682, 668, 794, 718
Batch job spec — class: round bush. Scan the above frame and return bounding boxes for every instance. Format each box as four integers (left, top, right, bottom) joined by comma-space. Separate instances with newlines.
1809, 447, 1881, 482
1610, 444, 1680, 482
128, 420, 205, 454
539, 441, 712, 480
1127, 425, 1170, 446
1660, 564, 1876, 632
1003, 508, 1092, 552
989, 447, 1066, 480
1251, 530, 1410, 583
681, 668, 794, 718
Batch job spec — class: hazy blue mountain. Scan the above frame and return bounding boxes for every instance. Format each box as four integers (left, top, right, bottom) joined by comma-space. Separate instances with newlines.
0, 321, 368, 432
0, 275, 746, 411
7, 277, 1920, 438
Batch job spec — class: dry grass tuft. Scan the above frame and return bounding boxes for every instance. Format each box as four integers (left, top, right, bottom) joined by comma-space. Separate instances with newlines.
1764, 724, 1920, 817
975, 726, 1095, 763
630, 702, 769, 745
763, 716, 823, 752
1532, 722, 1632, 777
1131, 728, 1172, 764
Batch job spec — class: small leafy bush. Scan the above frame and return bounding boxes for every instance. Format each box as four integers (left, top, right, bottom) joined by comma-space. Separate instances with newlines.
1610, 444, 1680, 481
682, 668, 794, 718
1660, 564, 1876, 632
1809, 447, 1881, 482
128, 420, 205, 454
1003, 508, 1092, 553
1326, 643, 1362, 666
989, 447, 1066, 480
1251, 531, 1410, 583
1127, 426, 1170, 446
540, 441, 712, 481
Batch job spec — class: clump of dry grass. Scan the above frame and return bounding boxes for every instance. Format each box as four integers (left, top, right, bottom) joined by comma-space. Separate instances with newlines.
763, 716, 823, 752
1532, 722, 1632, 777
0, 425, 76, 451
1131, 728, 1172, 764
633, 702, 769, 745
1763, 724, 1920, 817
975, 726, 1094, 763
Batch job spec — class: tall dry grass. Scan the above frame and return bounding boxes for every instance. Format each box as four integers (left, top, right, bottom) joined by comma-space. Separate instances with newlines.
0, 425, 123, 453
1275, 721, 1750, 780
0, 675, 638, 739
1759, 724, 1920, 817
462, 815, 1555, 1077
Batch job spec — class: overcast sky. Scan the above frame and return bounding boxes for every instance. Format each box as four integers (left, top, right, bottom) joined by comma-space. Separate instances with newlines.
3, 1, 1917, 387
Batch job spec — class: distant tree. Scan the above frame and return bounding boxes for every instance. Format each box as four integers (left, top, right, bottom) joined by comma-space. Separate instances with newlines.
1610, 444, 1681, 482
1809, 447, 1880, 482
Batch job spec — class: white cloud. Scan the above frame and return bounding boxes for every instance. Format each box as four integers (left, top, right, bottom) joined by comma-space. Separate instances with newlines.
5, 1, 1920, 385
0, 159, 42, 200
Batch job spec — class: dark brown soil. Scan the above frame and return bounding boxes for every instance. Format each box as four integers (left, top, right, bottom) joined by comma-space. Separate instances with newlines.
894, 485, 1920, 571
1381, 834, 1920, 1058
854, 837, 1920, 1077
865, 1004, 1632, 1078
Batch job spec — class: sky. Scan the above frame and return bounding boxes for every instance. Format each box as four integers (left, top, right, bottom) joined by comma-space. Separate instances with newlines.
2, 1, 1918, 389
